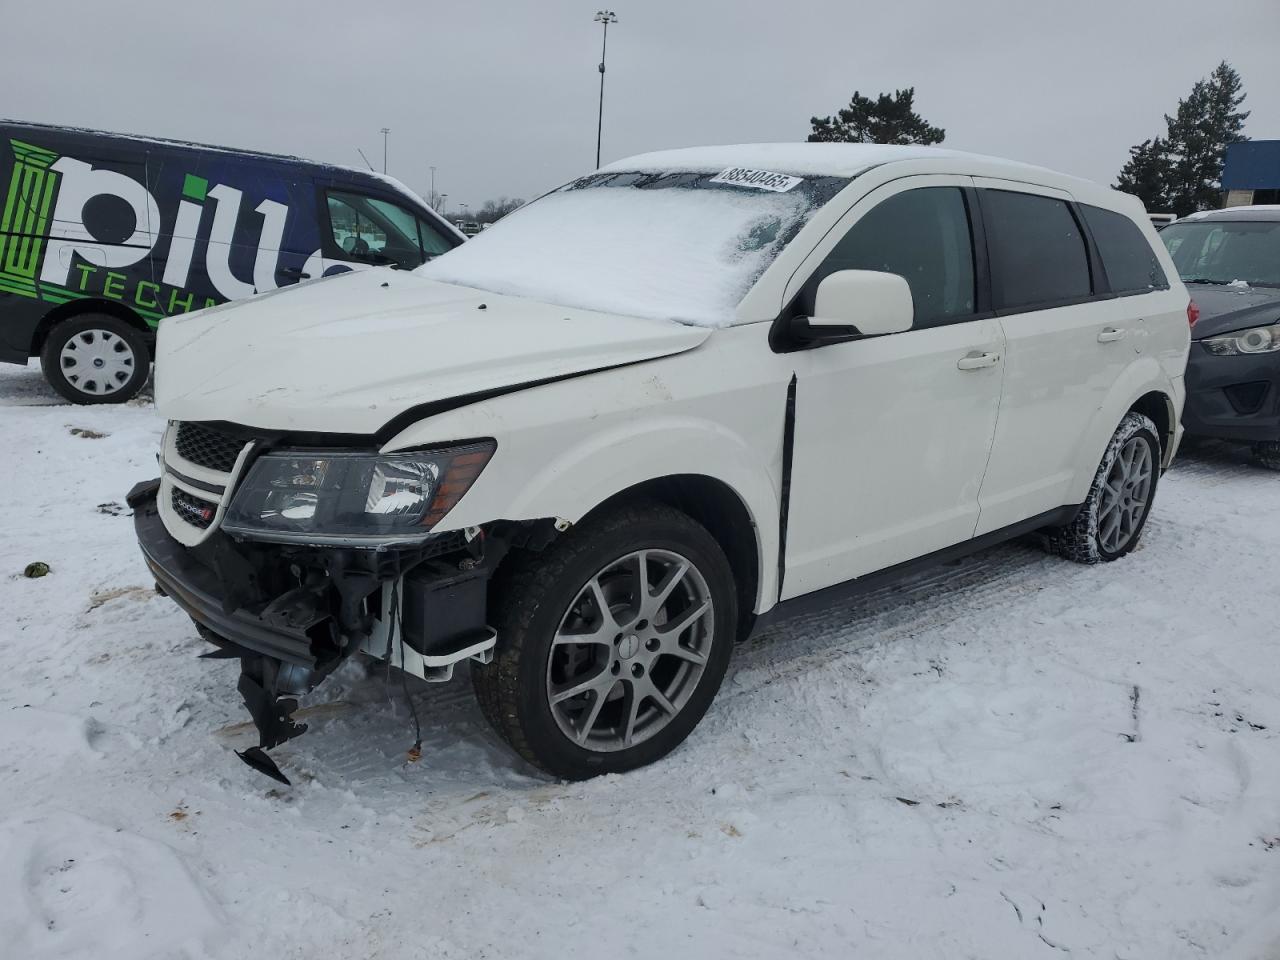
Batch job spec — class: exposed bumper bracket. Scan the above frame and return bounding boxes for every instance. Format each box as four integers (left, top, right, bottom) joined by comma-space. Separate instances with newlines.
237, 667, 309, 750
236, 746, 293, 785
232, 655, 321, 785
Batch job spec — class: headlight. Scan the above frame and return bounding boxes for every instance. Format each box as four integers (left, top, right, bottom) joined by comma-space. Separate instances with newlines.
221, 441, 495, 546
1202, 323, 1280, 356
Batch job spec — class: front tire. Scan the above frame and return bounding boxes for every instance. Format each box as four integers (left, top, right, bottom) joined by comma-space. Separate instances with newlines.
472, 502, 737, 780
40, 314, 150, 404
1050, 412, 1161, 564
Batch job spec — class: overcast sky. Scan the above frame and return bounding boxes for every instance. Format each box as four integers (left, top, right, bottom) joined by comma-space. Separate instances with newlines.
6, 0, 1278, 212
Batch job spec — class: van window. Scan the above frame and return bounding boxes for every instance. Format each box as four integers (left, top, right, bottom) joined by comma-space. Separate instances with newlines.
364, 196, 453, 257
325, 191, 452, 268
805, 187, 975, 327
983, 190, 1091, 310
1080, 204, 1169, 294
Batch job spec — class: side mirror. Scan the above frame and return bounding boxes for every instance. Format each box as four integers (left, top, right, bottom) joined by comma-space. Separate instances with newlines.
792, 269, 914, 343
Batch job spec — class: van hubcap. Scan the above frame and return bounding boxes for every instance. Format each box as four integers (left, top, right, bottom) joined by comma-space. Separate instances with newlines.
546, 549, 713, 752
60, 329, 135, 396
1098, 436, 1153, 553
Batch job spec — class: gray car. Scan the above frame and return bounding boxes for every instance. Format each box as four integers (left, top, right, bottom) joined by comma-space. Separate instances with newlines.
1161, 206, 1280, 469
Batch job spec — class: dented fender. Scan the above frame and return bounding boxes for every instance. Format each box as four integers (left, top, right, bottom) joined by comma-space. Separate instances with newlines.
380, 327, 792, 613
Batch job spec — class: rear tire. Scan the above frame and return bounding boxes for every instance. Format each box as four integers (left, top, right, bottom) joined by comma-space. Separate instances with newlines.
40, 313, 150, 404
1049, 412, 1161, 564
1253, 441, 1280, 472
472, 502, 737, 780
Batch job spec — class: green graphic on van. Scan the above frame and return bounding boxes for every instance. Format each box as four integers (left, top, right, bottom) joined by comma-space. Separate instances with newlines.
0, 138, 314, 324
0, 140, 60, 300
182, 174, 208, 202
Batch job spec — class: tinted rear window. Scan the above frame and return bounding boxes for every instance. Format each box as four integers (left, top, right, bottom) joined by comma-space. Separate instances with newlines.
983, 189, 1091, 310
1081, 205, 1168, 294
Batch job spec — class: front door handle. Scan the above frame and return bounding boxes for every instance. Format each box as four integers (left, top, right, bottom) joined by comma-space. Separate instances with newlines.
279, 266, 312, 281
957, 351, 1000, 370
1097, 327, 1126, 343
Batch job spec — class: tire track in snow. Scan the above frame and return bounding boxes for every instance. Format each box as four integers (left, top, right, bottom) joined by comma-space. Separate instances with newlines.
730, 541, 1056, 698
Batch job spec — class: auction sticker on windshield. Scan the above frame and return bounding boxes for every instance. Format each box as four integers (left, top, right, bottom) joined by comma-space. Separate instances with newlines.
709, 167, 803, 192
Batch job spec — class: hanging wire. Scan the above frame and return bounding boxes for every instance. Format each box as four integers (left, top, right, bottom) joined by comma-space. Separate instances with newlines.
382, 578, 422, 758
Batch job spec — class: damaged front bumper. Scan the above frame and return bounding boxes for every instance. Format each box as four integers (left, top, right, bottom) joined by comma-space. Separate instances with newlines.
129, 478, 499, 783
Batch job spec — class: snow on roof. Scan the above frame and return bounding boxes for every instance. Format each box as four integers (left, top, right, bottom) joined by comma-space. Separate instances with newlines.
602, 142, 1023, 179
1181, 205, 1280, 221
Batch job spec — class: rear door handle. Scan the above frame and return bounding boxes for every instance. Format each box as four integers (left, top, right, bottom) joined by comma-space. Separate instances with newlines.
279, 266, 311, 281
1097, 327, 1126, 343
957, 351, 1000, 370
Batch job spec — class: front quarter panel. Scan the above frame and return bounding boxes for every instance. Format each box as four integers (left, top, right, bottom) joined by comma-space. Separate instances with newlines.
382, 324, 791, 613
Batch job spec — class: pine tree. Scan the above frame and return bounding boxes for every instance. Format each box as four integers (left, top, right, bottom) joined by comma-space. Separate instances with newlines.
1116, 138, 1174, 212
1115, 62, 1249, 217
808, 88, 945, 146
1164, 61, 1250, 216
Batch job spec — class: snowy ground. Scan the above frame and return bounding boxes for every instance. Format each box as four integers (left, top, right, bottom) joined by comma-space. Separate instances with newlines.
2, 358, 1279, 960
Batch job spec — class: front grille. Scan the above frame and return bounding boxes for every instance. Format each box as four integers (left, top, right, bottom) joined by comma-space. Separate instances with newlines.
171, 486, 218, 529
174, 422, 245, 473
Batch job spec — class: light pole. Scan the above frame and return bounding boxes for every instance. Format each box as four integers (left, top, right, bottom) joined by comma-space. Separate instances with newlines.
380, 127, 391, 173
429, 166, 437, 209
594, 10, 617, 169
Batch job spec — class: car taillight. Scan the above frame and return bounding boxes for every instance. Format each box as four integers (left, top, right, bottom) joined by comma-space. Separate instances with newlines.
1187, 300, 1200, 327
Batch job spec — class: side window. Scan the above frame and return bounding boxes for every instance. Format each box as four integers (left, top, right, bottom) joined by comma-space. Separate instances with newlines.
415, 215, 454, 257
327, 194, 384, 258
365, 197, 455, 259
806, 187, 976, 327
1080, 204, 1169, 294
982, 189, 1091, 310
325, 190, 443, 268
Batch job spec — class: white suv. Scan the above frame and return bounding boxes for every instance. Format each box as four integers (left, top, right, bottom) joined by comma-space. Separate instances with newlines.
131, 144, 1190, 783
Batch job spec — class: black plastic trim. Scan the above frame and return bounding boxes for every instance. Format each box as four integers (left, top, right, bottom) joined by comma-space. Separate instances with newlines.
165, 466, 225, 495
992, 294, 1101, 317
1072, 200, 1111, 296
776, 375, 797, 600
754, 503, 1082, 633
964, 185, 994, 315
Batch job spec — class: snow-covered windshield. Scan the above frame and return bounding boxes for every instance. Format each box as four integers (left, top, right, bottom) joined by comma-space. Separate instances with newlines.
418, 169, 850, 326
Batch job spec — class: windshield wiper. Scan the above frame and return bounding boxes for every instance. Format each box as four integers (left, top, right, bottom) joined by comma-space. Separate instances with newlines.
1182, 277, 1229, 285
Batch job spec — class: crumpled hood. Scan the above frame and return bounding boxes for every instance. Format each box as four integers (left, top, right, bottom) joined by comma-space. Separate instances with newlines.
154, 269, 711, 435
1189, 284, 1280, 340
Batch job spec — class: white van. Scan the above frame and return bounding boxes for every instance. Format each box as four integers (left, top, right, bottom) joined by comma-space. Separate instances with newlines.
131, 144, 1190, 783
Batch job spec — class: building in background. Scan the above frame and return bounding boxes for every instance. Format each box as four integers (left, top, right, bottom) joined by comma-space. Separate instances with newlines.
1222, 141, 1280, 206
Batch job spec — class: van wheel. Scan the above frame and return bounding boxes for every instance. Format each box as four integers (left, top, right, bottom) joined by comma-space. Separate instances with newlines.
1253, 441, 1280, 472
472, 502, 737, 780
1049, 412, 1160, 564
40, 314, 150, 404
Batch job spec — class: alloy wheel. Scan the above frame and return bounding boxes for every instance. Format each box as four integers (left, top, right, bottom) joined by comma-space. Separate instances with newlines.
546, 549, 714, 752
1098, 436, 1153, 553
